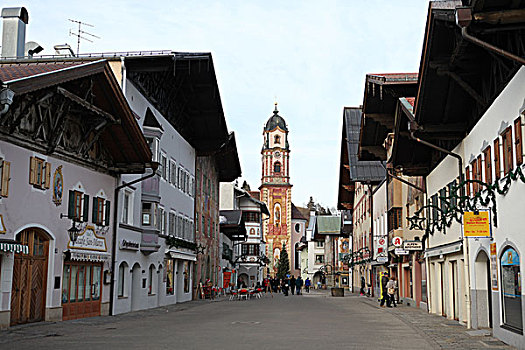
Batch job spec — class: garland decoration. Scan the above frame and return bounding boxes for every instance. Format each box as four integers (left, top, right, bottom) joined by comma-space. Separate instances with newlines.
407, 165, 525, 238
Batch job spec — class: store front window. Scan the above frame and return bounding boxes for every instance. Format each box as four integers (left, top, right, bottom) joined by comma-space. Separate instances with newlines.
184, 262, 190, 293
501, 246, 522, 332
62, 262, 102, 321
166, 259, 174, 295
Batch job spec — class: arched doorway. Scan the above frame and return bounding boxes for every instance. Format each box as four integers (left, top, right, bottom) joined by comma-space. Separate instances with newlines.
313, 271, 323, 287
475, 250, 491, 328
238, 273, 249, 288
500, 246, 522, 332
11, 228, 50, 325
130, 263, 142, 311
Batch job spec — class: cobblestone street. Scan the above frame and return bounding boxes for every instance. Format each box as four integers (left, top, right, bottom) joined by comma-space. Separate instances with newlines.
0, 290, 514, 350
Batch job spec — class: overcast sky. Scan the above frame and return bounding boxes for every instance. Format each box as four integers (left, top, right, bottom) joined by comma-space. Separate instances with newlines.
5, 0, 430, 208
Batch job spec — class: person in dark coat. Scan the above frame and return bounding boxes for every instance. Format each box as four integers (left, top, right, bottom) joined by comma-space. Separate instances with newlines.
360, 276, 366, 296
281, 278, 289, 296
289, 275, 296, 295
295, 276, 304, 295
380, 272, 389, 307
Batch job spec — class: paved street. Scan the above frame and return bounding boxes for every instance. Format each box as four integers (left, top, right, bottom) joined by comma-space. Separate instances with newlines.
0, 290, 514, 350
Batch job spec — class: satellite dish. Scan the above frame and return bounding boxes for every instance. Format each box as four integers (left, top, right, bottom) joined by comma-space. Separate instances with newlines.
25, 41, 44, 58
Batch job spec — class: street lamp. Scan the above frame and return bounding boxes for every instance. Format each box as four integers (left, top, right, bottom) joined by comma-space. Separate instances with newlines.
67, 221, 81, 243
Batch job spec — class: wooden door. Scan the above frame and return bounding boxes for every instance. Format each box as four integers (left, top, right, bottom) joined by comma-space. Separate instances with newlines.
10, 229, 49, 325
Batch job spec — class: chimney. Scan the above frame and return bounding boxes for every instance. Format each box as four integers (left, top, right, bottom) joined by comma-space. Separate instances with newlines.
1, 7, 29, 58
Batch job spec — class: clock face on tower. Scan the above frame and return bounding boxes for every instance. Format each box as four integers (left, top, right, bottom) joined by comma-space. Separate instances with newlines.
274, 151, 281, 158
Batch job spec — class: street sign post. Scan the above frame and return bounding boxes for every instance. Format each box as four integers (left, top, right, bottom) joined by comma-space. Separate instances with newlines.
403, 240, 423, 251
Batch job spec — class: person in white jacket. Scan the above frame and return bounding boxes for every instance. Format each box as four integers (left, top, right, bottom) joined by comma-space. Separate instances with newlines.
386, 276, 397, 307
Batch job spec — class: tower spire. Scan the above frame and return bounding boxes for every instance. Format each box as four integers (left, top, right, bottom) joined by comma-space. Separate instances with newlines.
274, 102, 278, 113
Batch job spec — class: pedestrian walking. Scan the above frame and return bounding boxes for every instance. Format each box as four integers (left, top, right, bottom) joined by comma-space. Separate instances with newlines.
281, 278, 289, 296
304, 277, 311, 293
360, 276, 366, 296
290, 275, 296, 295
386, 276, 397, 307
295, 276, 303, 295
379, 272, 389, 307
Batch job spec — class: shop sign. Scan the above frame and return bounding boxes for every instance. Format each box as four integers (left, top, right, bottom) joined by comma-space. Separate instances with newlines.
68, 226, 107, 252
377, 256, 388, 263
392, 236, 403, 247
120, 239, 140, 251
394, 248, 409, 255
463, 210, 491, 237
403, 241, 423, 251
223, 271, 232, 289
490, 243, 498, 291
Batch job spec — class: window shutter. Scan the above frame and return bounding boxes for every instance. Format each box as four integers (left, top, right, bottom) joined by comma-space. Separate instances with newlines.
504, 128, 513, 174
1, 161, 10, 197
92, 197, 98, 224
44, 162, 51, 189
494, 138, 501, 180
67, 190, 75, 218
83, 194, 90, 222
104, 200, 111, 226
484, 146, 492, 185
29, 156, 36, 185
465, 167, 471, 196
515, 117, 523, 166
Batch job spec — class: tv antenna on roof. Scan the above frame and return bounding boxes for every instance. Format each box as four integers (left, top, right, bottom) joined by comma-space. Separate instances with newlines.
68, 19, 100, 55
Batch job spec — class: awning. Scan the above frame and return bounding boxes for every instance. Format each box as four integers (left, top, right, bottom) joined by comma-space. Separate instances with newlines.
0, 242, 28, 254
167, 250, 197, 262
68, 249, 110, 262
424, 240, 463, 259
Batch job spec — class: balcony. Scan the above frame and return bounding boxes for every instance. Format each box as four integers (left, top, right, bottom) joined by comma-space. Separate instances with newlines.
141, 228, 160, 254
141, 175, 160, 202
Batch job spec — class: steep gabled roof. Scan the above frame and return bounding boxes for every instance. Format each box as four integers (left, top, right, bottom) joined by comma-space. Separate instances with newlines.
291, 203, 307, 221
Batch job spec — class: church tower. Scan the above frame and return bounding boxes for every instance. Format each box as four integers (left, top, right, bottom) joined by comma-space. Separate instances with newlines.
260, 103, 292, 276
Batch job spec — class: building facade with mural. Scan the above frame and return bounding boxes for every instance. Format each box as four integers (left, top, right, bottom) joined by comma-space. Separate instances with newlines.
260, 104, 293, 276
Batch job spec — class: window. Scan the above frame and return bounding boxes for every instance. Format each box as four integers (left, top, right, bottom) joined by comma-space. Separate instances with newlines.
502, 127, 513, 175
29, 156, 51, 189
241, 244, 260, 256
148, 265, 155, 295
465, 166, 471, 196
501, 246, 522, 331
494, 138, 501, 180
483, 146, 492, 185
315, 255, 324, 264
159, 207, 166, 235
471, 160, 477, 194
242, 211, 260, 223
295, 223, 300, 233
170, 160, 177, 185
118, 262, 127, 297
159, 153, 167, 180
274, 135, 280, 144
92, 197, 110, 226
515, 117, 523, 166
430, 195, 438, 222
274, 161, 281, 173
295, 247, 300, 270
165, 259, 174, 295
447, 180, 457, 208
315, 241, 324, 248
169, 211, 176, 236
145, 137, 160, 162
68, 190, 89, 222
388, 207, 402, 232
0, 159, 10, 197
142, 202, 151, 225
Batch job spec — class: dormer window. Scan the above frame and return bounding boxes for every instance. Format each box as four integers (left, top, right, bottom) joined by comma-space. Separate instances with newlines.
274, 135, 281, 144
274, 161, 281, 173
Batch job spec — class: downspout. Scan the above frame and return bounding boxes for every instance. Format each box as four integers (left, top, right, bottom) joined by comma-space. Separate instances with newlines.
409, 130, 471, 328
109, 162, 159, 316
461, 27, 525, 66
368, 183, 374, 297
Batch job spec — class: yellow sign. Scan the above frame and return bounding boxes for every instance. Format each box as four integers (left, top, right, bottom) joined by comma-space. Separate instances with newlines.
463, 211, 491, 237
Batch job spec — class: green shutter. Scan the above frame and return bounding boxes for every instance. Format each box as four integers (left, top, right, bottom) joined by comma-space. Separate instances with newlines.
104, 200, 111, 226
68, 190, 75, 219
92, 197, 98, 224
83, 194, 90, 222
